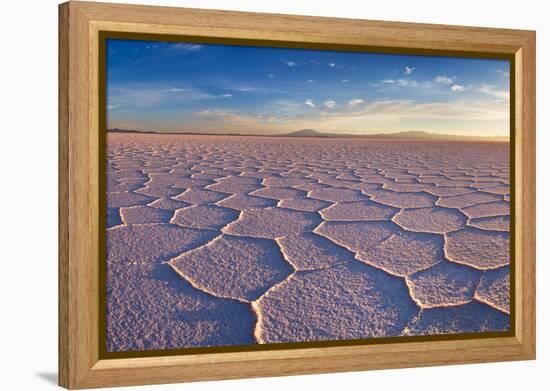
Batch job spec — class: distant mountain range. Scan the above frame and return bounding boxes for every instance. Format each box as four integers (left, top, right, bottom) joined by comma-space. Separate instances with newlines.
107, 128, 509, 142
283, 129, 509, 141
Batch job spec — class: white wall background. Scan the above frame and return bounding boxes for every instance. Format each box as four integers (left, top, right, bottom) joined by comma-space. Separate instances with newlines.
1, 0, 546, 389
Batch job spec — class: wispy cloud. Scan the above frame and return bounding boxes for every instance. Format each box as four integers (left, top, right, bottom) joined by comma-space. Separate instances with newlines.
282, 59, 298, 67
328, 62, 336, 68
304, 98, 316, 108
382, 78, 434, 89
107, 83, 217, 109
341, 79, 349, 83
171, 43, 203, 51
347, 98, 364, 108
333, 99, 507, 121
268, 73, 275, 78
179, 109, 268, 130
323, 100, 336, 109
404, 66, 416, 75
207, 79, 285, 95
476, 84, 509, 100
451, 84, 468, 92
234, 86, 257, 92
434, 75, 454, 85
496, 69, 510, 77
398, 79, 432, 88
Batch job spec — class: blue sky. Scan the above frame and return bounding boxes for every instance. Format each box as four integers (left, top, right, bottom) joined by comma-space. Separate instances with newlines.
107, 39, 510, 136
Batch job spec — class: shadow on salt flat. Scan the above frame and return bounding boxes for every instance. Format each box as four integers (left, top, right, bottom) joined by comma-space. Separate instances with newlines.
120, 205, 173, 224
107, 207, 122, 228
107, 191, 156, 208
107, 259, 256, 352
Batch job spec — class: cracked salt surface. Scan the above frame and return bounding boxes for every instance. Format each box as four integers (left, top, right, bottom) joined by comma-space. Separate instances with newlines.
321, 200, 398, 221
106, 134, 511, 352
255, 262, 418, 343
170, 234, 293, 302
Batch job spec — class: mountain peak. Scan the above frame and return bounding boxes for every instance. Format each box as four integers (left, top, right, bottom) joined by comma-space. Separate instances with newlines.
287, 129, 327, 137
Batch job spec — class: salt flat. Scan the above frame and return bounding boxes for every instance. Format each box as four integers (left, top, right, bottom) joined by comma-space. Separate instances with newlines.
106, 133, 510, 352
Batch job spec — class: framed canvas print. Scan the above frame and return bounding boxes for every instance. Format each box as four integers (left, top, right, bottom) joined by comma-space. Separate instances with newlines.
59, 1, 536, 389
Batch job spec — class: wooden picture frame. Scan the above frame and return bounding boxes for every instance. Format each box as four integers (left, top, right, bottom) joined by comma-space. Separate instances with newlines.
59, 1, 536, 389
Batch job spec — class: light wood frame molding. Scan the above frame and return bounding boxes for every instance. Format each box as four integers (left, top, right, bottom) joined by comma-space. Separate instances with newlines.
59, 1, 536, 389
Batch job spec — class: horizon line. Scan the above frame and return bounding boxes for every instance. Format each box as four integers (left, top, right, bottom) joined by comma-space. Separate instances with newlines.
106, 128, 510, 141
